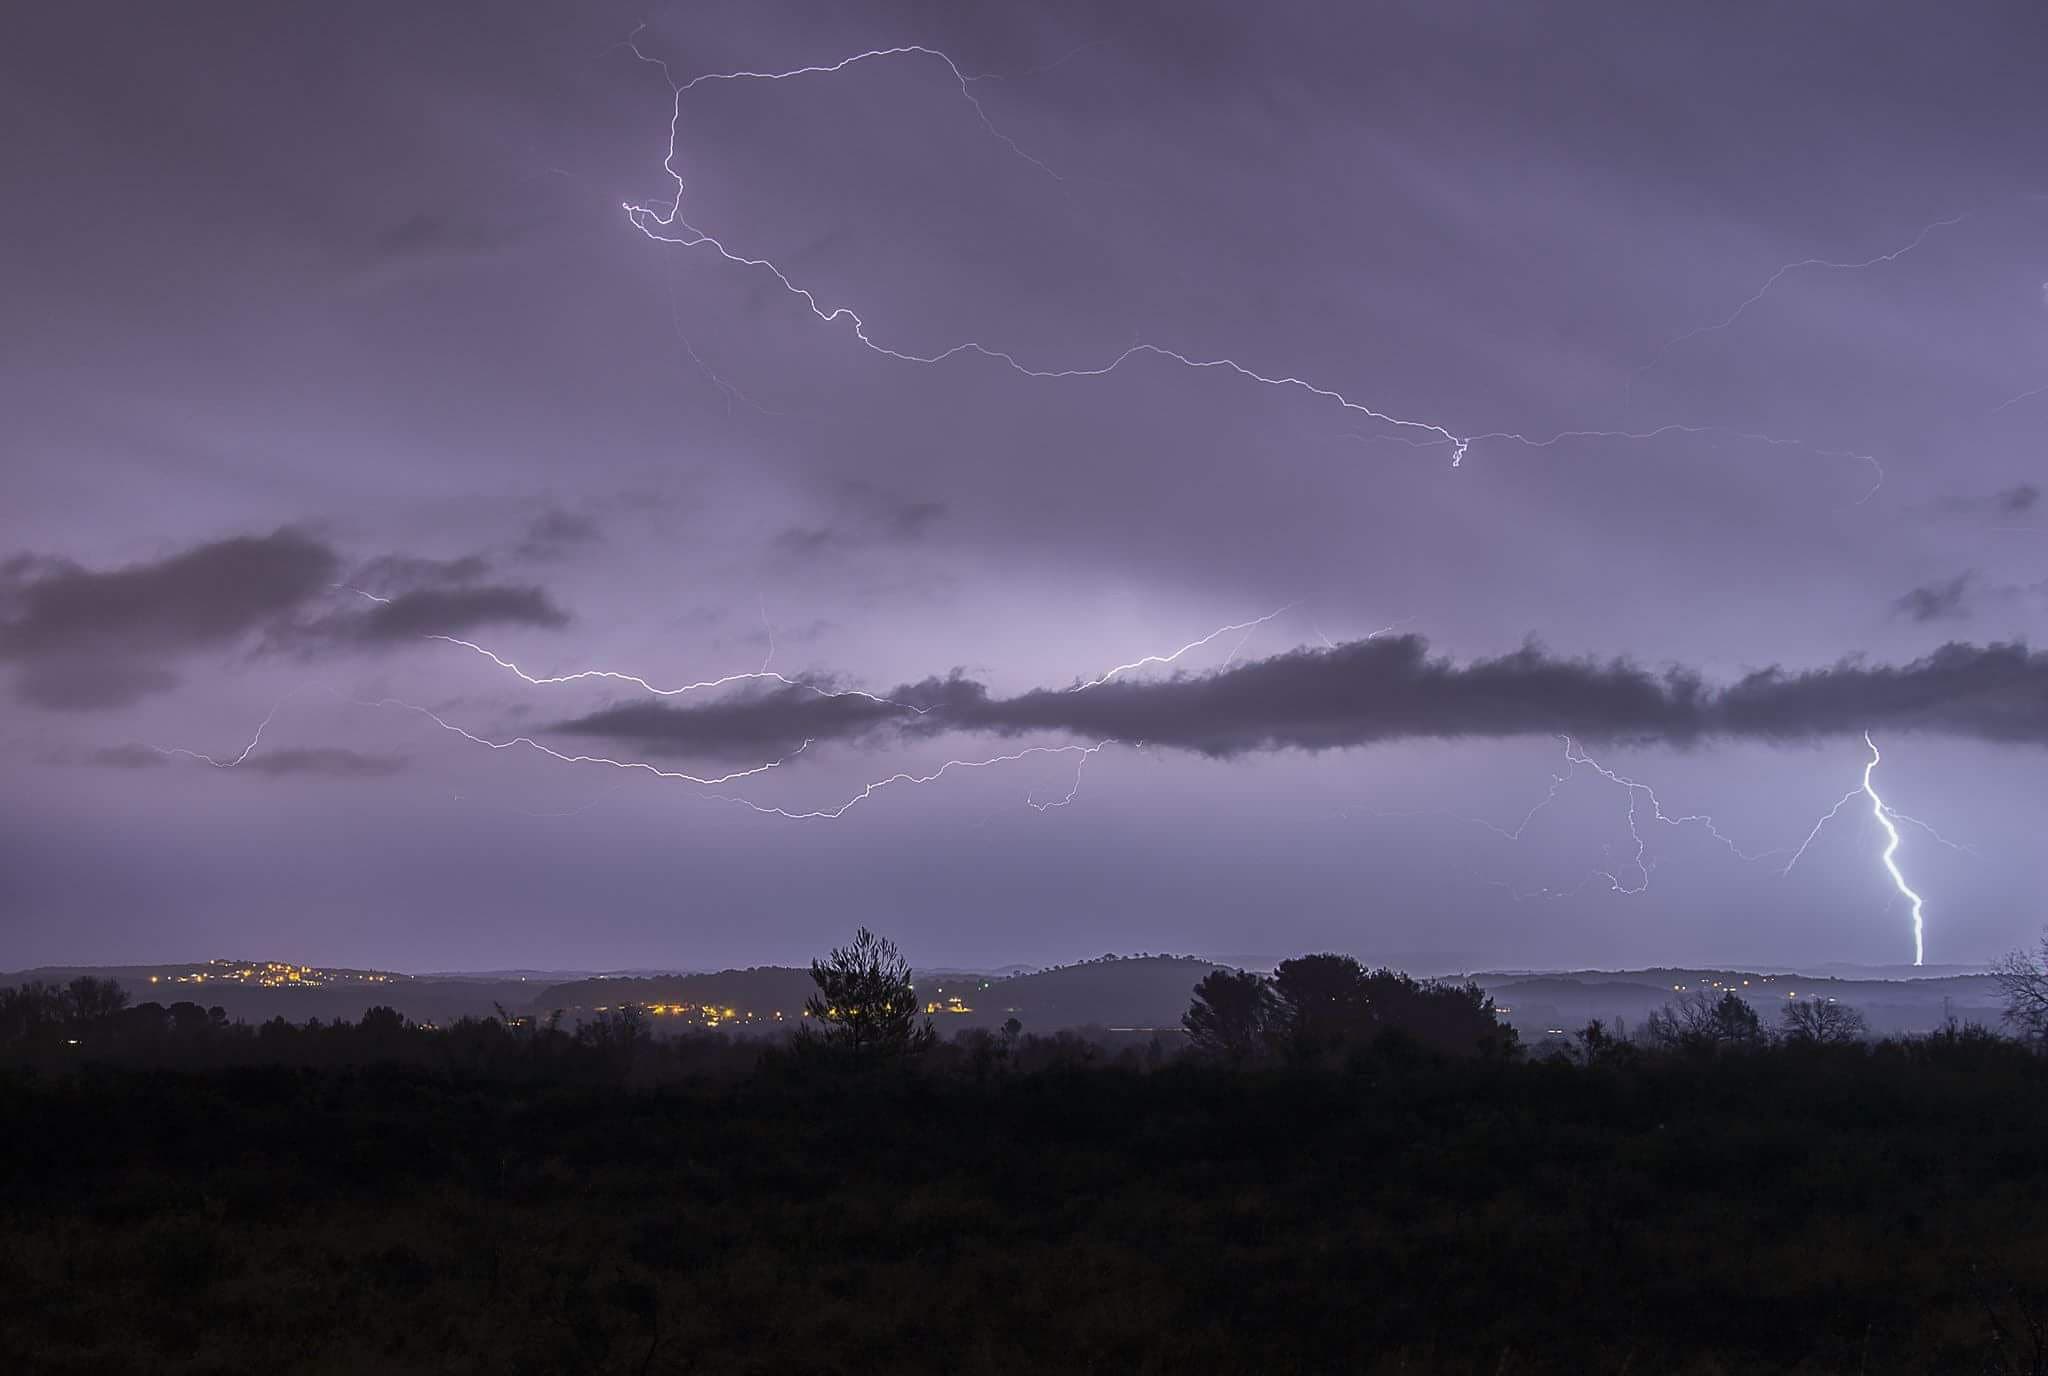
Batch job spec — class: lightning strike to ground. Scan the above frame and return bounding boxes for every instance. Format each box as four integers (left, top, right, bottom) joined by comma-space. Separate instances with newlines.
1861, 731, 1930, 966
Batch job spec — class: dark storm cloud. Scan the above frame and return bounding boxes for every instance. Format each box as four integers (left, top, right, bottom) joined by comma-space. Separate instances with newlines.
0, 531, 574, 706
353, 553, 493, 590
551, 681, 935, 760
552, 635, 2048, 757
345, 586, 571, 642
1893, 574, 1974, 622
0, 529, 337, 657
0, 530, 336, 708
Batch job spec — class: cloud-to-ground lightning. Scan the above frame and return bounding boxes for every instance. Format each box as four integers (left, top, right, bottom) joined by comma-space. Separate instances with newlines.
1454, 736, 1958, 963
1860, 731, 1930, 966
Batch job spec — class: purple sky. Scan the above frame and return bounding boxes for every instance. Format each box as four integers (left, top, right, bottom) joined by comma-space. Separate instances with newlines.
4, 1, 2045, 973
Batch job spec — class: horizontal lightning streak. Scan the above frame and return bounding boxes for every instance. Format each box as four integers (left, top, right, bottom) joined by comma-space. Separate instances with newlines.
709, 740, 1121, 821
619, 38, 1478, 463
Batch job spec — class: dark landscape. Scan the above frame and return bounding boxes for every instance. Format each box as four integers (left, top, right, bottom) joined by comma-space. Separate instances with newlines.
9, 0, 2048, 1370
7, 939, 2048, 1373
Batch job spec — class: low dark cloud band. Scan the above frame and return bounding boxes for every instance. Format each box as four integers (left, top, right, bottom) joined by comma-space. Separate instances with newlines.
551, 634, 2048, 758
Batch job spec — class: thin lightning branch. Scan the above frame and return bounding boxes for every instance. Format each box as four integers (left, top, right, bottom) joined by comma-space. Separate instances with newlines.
154, 699, 287, 769
1026, 739, 1123, 811
1561, 737, 1784, 892
367, 696, 806, 788
1778, 788, 1865, 877
1861, 730, 1929, 967
1070, 605, 1293, 691
1988, 380, 2048, 416
641, 39, 1061, 181
428, 634, 926, 712
1638, 214, 1969, 375
709, 740, 1121, 821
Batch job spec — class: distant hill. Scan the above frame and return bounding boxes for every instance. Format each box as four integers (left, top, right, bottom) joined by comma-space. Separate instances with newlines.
527, 955, 1232, 1033
8, 957, 2016, 1040
936, 955, 1229, 1031
1472, 968, 2009, 1038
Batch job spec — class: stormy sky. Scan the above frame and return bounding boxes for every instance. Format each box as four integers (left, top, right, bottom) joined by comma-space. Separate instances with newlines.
3, 1, 2044, 973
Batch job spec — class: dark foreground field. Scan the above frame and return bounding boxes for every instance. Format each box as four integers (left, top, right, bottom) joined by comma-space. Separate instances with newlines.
6, 1040, 2048, 1375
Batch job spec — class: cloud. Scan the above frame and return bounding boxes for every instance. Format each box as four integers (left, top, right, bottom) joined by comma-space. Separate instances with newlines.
237, 748, 407, 778
1893, 573, 1973, 622
343, 585, 569, 642
1935, 483, 2040, 518
356, 211, 513, 283
13, 657, 183, 711
516, 510, 601, 560
81, 744, 171, 769
0, 529, 576, 708
0, 529, 336, 708
551, 682, 924, 760
354, 553, 492, 590
1998, 483, 2041, 515
771, 486, 947, 560
0, 528, 337, 657
549, 634, 2048, 758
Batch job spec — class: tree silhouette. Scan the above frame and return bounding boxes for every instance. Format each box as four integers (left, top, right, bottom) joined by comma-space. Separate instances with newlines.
1182, 968, 1274, 1064
1270, 954, 1373, 1064
1646, 990, 1764, 1052
1994, 931, 2048, 1045
65, 976, 129, 1025
1780, 998, 1868, 1046
796, 927, 934, 1064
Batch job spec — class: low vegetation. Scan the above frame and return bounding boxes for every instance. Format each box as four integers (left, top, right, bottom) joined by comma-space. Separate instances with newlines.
5, 933, 2048, 1373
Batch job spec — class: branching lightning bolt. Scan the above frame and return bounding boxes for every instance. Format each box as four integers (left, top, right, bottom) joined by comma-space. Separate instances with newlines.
427, 634, 926, 713
366, 697, 808, 788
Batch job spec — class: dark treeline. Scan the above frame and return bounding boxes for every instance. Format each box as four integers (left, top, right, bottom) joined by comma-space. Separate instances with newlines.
7, 931, 2048, 1373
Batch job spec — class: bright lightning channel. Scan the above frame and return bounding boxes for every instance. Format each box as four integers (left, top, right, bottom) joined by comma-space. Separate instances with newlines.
1466, 735, 1956, 965
1860, 730, 1929, 967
